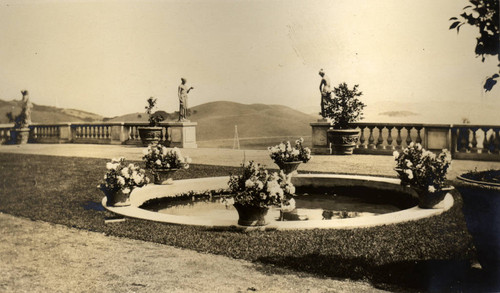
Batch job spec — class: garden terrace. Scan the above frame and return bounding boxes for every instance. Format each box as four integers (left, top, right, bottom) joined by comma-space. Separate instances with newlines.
1, 151, 499, 291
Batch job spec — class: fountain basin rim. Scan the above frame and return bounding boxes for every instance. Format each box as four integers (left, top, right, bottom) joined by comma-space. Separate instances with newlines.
102, 173, 454, 230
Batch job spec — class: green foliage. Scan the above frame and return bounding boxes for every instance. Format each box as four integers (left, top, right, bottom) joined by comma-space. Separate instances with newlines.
450, 0, 499, 91
145, 97, 164, 126
324, 83, 366, 129
6, 110, 27, 129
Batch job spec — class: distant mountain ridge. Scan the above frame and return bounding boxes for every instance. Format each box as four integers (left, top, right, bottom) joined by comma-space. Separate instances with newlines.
0, 99, 317, 141
0, 99, 103, 124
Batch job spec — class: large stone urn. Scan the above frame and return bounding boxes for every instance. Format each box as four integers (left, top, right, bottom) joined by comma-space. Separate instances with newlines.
103, 190, 131, 207
327, 129, 360, 155
138, 126, 163, 146
11, 128, 30, 144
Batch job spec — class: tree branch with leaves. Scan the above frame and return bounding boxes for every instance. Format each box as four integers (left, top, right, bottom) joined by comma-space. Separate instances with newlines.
450, 0, 499, 91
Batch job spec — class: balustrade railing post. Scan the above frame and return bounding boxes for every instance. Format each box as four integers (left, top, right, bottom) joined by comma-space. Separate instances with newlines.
470, 128, 478, 153
415, 127, 423, 145
367, 126, 376, 149
376, 126, 384, 150
395, 126, 403, 150
386, 126, 394, 150
458, 127, 469, 152
358, 126, 366, 149
405, 127, 412, 147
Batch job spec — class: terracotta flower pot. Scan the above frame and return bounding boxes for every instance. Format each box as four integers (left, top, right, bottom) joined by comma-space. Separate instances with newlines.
277, 161, 302, 175
153, 168, 179, 185
416, 187, 453, 209
104, 190, 131, 207
327, 129, 360, 155
233, 203, 269, 226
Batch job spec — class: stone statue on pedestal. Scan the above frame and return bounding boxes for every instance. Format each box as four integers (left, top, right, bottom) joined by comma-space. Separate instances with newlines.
19, 90, 32, 127
178, 78, 194, 121
318, 69, 332, 119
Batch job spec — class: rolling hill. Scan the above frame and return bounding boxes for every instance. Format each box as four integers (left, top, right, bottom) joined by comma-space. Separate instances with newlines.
0, 99, 103, 124
189, 101, 316, 141
105, 101, 317, 141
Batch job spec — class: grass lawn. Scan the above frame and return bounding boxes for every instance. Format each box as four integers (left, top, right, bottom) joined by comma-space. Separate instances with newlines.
0, 153, 490, 291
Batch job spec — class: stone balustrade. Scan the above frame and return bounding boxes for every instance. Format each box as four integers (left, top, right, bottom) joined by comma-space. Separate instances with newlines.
1, 121, 499, 161
310, 121, 500, 161
0, 121, 197, 148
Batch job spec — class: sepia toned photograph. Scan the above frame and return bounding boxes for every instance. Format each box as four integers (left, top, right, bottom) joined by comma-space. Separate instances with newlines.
0, 0, 499, 292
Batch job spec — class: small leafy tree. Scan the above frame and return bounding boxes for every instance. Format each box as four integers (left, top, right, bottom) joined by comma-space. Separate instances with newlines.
324, 83, 366, 129
450, 0, 499, 91
144, 97, 164, 126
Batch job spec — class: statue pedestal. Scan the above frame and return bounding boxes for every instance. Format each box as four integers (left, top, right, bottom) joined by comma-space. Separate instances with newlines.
167, 121, 197, 148
310, 120, 331, 155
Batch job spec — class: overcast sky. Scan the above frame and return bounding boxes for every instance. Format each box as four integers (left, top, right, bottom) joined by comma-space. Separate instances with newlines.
0, 0, 498, 120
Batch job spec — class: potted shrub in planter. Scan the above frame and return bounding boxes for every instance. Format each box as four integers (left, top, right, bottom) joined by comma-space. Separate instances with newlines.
7, 90, 33, 144
324, 83, 366, 155
143, 145, 191, 184
268, 137, 312, 175
98, 157, 149, 207
227, 161, 296, 226
138, 97, 165, 146
393, 143, 453, 209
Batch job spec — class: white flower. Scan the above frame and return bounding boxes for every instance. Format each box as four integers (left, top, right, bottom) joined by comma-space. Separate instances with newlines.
279, 143, 286, 152
245, 179, 254, 188
404, 169, 414, 179
117, 176, 126, 186
155, 159, 162, 166
256, 180, 264, 190
299, 137, 304, 143
405, 160, 413, 168
106, 162, 119, 170
428, 185, 436, 193
393, 151, 399, 159
122, 187, 131, 194
121, 167, 130, 178
291, 149, 300, 156
142, 148, 149, 155
166, 163, 170, 168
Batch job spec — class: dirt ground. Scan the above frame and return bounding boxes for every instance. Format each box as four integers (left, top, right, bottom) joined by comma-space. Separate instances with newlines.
0, 213, 386, 293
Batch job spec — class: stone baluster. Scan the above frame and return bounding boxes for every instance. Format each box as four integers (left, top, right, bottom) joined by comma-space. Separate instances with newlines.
106, 126, 110, 139
395, 126, 403, 150
367, 126, 376, 149
415, 127, 422, 145
470, 128, 478, 153
494, 129, 500, 154
358, 126, 367, 149
405, 127, 412, 147
386, 126, 394, 150
458, 128, 469, 152
481, 127, 490, 154
376, 126, 384, 150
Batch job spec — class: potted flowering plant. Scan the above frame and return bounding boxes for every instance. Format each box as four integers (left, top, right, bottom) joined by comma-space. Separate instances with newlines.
324, 83, 366, 155
393, 143, 453, 208
6, 90, 32, 144
138, 97, 165, 146
268, 138, 311, 175
227, 161, 296, 226
143, 145, 191, 184
99, 157, 149, 207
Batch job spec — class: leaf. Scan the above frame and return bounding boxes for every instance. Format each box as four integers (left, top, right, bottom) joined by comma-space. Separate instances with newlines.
449, 21, 461, 29
457, 23, 464, 33
463, 5, 472, 9
449, 17, 458, 20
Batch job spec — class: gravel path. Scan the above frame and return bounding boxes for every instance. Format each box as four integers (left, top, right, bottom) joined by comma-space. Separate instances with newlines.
0, 213, 386, 293
2, 143, 499, 179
